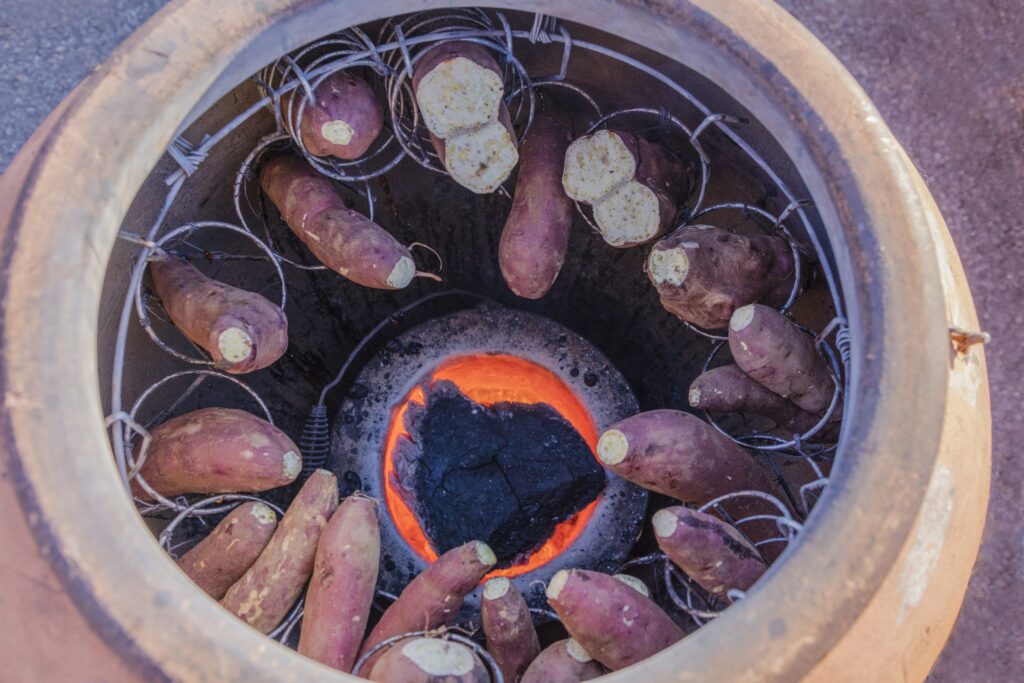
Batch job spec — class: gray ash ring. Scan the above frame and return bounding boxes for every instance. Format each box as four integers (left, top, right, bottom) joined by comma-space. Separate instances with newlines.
330, 303, 647, 615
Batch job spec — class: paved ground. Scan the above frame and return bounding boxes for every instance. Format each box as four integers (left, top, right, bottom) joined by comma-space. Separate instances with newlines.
1, 1, 1021, 679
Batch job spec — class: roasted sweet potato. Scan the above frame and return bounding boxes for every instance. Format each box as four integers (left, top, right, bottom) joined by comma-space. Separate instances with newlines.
413, 42, 505, 139
150, 254, 288, 374
646, 224, 802, 329
596, 409, 786, 560
284, 70, 384, 159
131, 407, 301, 500
729, 304, 835, 413
298, 494, 380, 672
562, 129, 686, 247
429, 105, 519, 194
359, 541, 496, 671
689, 364, 834, 438
546, 569, 683, 670
521, 639, 603, 683
369, 638, 488, 683
260, 155, 415, 289
653, 506, 767, 601
176, 501, 277, 600
481, 577, 540, 683
498, 107, 574, 299
220, 470, 339, 633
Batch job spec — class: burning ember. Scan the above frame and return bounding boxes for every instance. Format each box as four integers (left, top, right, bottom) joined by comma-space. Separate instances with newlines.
383, 354, 604, 577
333, 304, 646, 608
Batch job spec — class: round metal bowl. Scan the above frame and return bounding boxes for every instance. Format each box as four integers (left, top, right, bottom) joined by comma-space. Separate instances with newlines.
0, 1, 990, 681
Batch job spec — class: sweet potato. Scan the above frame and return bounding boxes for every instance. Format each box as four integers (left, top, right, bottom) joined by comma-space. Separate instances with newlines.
131, 407, 301, 500
521, 639, 603, 683
429, 105, 519, 194
413, 42, 505, 140
369, 638, 488, 683
646, 224, 802, 329
689, 364, 834, 438
298, 494, 380, 672
359, 541, 496, 671
481, 577, 540, 683
498, 107, 574, 299
220, 470, 339, 633
729, 304, 834, 413
149, 254, 288, 374
176, 501, 277, 600
260, 155, 415, 289
653, 506, 767, 601
562, 129, 686, 247
284, 70, 384, 159
596, 409, 786, 560
546, 569, 683, 670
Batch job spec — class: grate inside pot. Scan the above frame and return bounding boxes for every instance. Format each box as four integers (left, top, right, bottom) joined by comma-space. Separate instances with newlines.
102, 6, 849, 677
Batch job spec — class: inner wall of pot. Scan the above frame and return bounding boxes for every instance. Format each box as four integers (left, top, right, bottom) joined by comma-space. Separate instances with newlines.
97, 10, 841, 538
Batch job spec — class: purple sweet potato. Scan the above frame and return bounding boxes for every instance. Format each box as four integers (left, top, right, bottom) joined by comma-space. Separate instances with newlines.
481, 577, 540, 683
596, 409, 786, 560
260, 155, 415, 289
612, 573, 650, 598
220, 470, 339, 633
498, 107, 574, 299
359, 541, 496, 672
689, 364, 836, 439
653, 506, 767, 601
413, 41, 505, 140
646, 224, 803, 329
150, 254, 288, 374
297, 494, 380, 673
546, 569, 683, 670
131, 407, 301, 500
729, 304, 835, 413
284, 70, 384, 159
562, 129, 687, 247
521, 639, 603, 683
176, 501, 277, 600
369, 638, 488, 683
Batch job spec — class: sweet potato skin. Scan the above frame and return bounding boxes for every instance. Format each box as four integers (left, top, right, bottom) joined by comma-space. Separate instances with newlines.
285, 70, 384, 159
647, 224, 802, 329
176, 501, 277, 600
131, 407, 301, 500
546, 569, 683, 670
521, 639, 603, 683
297, 495, 380, 672
150, 255, 288, 374
498, 107, 574, 299
653, 506, 767, 601
220, 470, 339, 633
359, 541, 496, 672
689, 364, 830, 437
369, 638, 489, 683
729, 304, 834, 413
481, 578, 541, 683
260, 155, 415, 289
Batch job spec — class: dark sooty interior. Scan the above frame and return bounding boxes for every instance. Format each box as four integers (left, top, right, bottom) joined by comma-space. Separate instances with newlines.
396, 380, 605, 565
98, 10, 837, 591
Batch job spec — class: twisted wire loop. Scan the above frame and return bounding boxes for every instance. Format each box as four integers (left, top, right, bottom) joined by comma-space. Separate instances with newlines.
103, 7, 851, 646
298, 404, 331, 479
352, 628, 504, 682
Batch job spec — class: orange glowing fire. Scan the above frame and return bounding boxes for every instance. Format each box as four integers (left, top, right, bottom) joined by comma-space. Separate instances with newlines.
382, 353, 601, 578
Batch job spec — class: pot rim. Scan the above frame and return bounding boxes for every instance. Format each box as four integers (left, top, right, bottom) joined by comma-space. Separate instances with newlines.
0, 1, 949, 682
